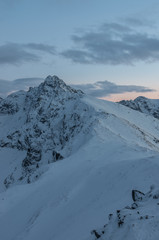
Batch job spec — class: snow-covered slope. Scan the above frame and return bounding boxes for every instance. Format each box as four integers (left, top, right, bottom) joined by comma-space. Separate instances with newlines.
119, 96, 159, 119
0, 76, 159, 240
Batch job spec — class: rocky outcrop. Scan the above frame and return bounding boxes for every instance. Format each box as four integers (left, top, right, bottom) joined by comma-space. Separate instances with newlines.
90, 186, 159, 240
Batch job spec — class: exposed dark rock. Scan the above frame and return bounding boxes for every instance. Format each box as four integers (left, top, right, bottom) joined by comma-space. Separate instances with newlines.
90, 187, 159, 239
52, 151, 63, 162
91, 230, 101, 239
132, 189, 145, 202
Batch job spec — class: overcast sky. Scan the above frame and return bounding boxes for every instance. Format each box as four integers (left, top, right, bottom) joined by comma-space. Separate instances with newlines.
1, 0, 159, 100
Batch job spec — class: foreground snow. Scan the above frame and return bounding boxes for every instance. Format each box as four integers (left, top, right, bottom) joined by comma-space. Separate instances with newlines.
0, 77, 159, 240
1, 136, 159, 240
90, 187, 159, 240
0, 142, 159, 239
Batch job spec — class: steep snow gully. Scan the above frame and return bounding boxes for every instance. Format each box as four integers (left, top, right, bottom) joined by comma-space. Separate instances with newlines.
0, 76, 159, 240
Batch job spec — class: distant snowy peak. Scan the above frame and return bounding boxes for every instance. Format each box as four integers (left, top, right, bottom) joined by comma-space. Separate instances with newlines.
119, 96, 159, 119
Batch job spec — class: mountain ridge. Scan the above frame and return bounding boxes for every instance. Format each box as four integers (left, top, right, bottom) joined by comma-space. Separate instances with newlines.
119, 96, 159, 119
1, 76, 159, 240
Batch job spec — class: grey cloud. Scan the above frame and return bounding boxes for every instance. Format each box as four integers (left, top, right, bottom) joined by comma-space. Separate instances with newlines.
0, 43, 56, 65
25, 43, 56, 54
100, 22, 132, 33
0, 78, 44, 97
123, 17, 156, 28
71, 81, 154, 98
62, 20, 159, 65
122, 18, 145, 27
0, 77, 154, 99
63, 50, 92, 63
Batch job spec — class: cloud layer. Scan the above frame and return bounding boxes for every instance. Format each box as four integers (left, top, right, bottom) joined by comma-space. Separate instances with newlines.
0, 78, 44, 97
1, 19, 159, 67
0, 77, 154, 98
71, 81, 154, 98
62, 20, 159, 65
0, 43, 56, 65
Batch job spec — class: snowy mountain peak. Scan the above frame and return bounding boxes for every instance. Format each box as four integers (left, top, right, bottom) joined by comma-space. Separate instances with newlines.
135, 96, 147, 101
44, 75, 67, 88
119, 96, 159, 119
39, 75, 83, 96
0, 75, 93, 187
45, 74, 60, 81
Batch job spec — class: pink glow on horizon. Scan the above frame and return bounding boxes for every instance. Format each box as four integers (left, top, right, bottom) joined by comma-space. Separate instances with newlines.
102, 89, 159, 102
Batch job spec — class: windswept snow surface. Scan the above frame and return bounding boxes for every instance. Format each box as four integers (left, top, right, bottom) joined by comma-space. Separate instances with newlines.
1, 77, 159, 240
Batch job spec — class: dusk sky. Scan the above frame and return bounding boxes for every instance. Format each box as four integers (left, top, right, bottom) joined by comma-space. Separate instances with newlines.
1, 0, 159, 100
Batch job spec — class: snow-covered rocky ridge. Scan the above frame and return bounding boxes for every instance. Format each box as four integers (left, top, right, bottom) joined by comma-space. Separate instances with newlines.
1, 77, 159, 240
0, 75, 94, 188
119, 96, 159, 119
